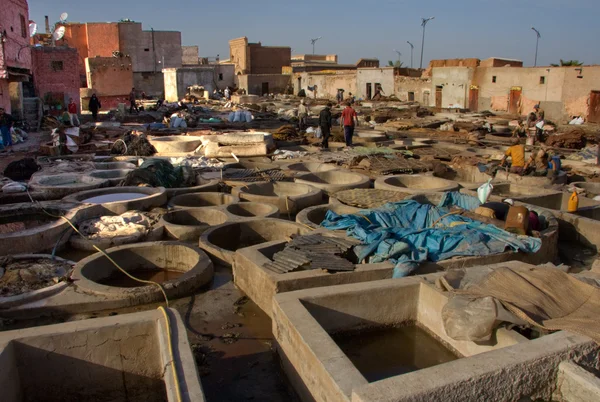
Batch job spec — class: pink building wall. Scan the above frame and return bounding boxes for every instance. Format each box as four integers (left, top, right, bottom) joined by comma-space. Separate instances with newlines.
0, 0, 32, 113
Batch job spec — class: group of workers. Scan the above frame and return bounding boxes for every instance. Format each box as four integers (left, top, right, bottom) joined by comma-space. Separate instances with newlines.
501, 137, 562, 178
298, 98, 359, 150
512, 104, 546, 142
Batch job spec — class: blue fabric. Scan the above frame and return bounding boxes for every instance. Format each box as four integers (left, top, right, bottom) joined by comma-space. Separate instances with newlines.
548, 156, 562, 170
322, 200, 542, 278
438, 192, 482, 211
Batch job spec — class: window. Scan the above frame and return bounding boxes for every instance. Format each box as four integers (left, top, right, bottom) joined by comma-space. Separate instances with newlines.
20, 14, 27, 38
492, 76, 497, 83
218, 73, 224, 81
408, 92, 415, 102
51, 61, 64, 71
144, 48, 150, 52
539, 76, 546, 84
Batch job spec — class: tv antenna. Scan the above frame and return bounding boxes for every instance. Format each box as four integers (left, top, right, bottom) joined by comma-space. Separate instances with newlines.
310, 37, 322, 55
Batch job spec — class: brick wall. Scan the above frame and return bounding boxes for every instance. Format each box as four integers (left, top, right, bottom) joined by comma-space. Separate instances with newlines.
248, 45, 291, 74
31, 47, 80, 111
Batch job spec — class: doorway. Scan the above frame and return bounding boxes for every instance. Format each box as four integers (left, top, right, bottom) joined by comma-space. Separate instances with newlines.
435, 86, 443, 108
509, 87, 522, 114
423, 91, 430, 105
261, 82, 269, 95
297, 77, 301, 94
366, 83, 372, 100
408, 92, 415, 102
589, 91, 600, 123
469, 86, 479, 112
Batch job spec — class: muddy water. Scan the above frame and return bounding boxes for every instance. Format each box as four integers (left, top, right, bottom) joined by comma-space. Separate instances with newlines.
332, 324, 460, 382
97, 268, 184, 288
82, 193, 147, 203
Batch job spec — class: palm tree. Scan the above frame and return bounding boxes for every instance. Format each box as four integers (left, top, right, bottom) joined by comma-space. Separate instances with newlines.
550, 59, 584, 67
388, 60, 404, 67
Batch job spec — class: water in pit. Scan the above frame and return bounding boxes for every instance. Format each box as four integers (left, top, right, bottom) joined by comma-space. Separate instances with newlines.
97, 268, 184, 288
82, 193, 148, 203
332, 324, 460, 382
0, 214, 56, 234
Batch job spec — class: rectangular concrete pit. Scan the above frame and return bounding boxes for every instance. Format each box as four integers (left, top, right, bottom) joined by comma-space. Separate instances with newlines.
0, 309, 204, 402
272, 264, 600, 402
234, 235, 554, 318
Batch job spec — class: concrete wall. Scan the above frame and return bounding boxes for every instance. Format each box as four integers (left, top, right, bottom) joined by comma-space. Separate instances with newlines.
394, 76, 432, 103
133, 72, 164, 98
473, 67, 565, 117
561, 66, 600, 120
119, 22, 182, 73
163, 65, 235, 101
431, 67, 475, 108
230, 37, 250, 75
83, 56, 133, 109
182, 46, 199, 65
237, 74, 291, 95
31, 47, 80, 112
294, 71, 357, 99
356, 68, 395, 100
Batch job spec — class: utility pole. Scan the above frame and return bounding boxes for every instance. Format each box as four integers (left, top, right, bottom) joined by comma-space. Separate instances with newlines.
531, 27, 541, 67
419, 17, 435, 69
407, 41, 414, 69
310, 37, 322, 55
393, 49, 402, 66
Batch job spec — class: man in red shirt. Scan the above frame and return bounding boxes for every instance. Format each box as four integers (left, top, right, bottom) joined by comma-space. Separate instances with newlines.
67, 98, 80, 127
340, 101, 358, 147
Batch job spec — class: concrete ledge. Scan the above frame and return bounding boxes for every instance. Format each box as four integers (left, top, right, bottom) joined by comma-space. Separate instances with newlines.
63, 187, 168, 214
554, 361, 600, 402
0, 309, 205, 402
374, 174, 460, 194
295, 171, 371, 195
199, 219, 310, 266
233, 181, 323, 215
165, 180, 220, 199
272, 269, 600, 402
169, 192, 239, 209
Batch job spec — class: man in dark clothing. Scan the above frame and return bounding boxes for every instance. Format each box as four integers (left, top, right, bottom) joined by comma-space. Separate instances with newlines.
319, 102, 333, 150
89, 94, 101, 121
129, 88, 138, 114
0, 108, 13, 152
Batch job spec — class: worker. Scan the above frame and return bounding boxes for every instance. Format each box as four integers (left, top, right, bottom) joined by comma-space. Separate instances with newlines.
511, 119, 527, 138
347, 92, 356, 104
319, 102, 333, 150
336, 89, 344, 104
88, 94, 101, 121
533, 104, 545, 141
547, 150, 562, 182
0, 107, 13, 152
224, 87, 231, 100
67, 98, 80, 127
340, 101, 359, 148
500, 137, 526, 174
372, 85, 384, 101
298, 99, 310, 131
129, 87, 138, 114
524, 146, 549, 176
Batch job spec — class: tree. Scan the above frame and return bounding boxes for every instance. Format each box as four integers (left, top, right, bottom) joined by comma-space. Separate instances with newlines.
387, 60, 404, 68
550, 59, 583, 67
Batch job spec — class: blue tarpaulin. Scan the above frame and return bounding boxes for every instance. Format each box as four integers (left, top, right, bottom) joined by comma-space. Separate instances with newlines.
321, 194, 542, 278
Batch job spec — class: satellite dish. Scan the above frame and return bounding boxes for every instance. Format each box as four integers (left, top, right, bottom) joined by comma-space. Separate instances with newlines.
53, 26, 65, 41
29, 22, 37, 37
60, 12, 68, 23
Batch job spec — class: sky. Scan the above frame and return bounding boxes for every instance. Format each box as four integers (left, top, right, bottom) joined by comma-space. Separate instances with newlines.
28, 0, 600, 67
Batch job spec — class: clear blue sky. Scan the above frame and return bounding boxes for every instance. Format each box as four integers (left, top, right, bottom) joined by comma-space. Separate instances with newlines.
29, 0, 599, 67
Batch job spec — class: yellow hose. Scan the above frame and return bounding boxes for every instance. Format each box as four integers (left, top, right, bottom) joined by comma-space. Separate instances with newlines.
26, 191, 183, 402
